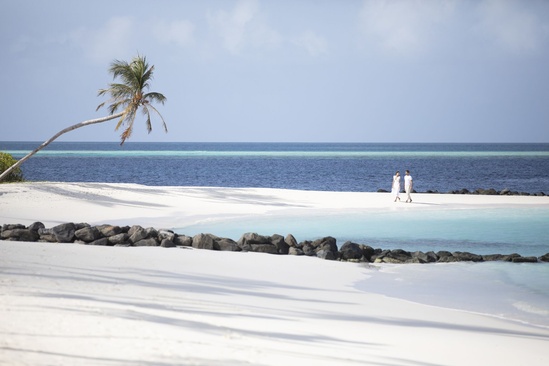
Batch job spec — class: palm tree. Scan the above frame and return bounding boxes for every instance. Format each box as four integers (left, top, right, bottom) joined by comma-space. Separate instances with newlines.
0, 54, 167, 182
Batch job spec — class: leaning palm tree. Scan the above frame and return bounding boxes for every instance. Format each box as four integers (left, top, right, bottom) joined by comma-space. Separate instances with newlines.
0, 54, 167, 182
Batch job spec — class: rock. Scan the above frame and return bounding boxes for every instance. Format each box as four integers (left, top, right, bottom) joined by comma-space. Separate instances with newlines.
108, 233, 129, 245
96, 225, 122, 237
2, 224, 26, 231
482, 254, 509, 261
285, 234, 298, 247
1, 228, 39, 242
174, 235, 192, 247
250, 244, 279, 254
384, 249, 412, 263
288, 247, 304, 256
359, 245, 376, 261
216, 238, 240, 251
539, 253, 549, 262
28, 222, 45, 232
129, 226, 147, 244
512, 256, 538, 263
158, 229, 176, 242
133, 238, 159, 247
160, 238, 176, 248
38, 228, 57, 242
271, 234, 289, 254
302, 243, 315, 256
192, 233, 217, 250
75, 226, 102, 242
88, 238, 109, 246
411, 251, 437, 263
52, 223, 76, 243
340, 242, 363, 261
452, 251, 483, 262
311, 237, 338, 257
237, 233, 271, 246
316, 249, 335, 260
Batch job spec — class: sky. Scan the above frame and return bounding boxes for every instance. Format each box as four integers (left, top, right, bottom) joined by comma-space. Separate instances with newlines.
1, 0, 548, 143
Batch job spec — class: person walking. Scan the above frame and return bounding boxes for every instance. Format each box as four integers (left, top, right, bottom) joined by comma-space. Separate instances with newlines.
404, 170, 413, 203
392, 171, 401, 202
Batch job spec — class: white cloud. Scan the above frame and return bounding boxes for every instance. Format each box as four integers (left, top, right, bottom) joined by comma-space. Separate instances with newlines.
293, 30, 328, 57
70, 16, 136, 63
358, 0, 456, 56
475, 0, 548, 53
207, 0, 281, 54
153, 19, 195, 48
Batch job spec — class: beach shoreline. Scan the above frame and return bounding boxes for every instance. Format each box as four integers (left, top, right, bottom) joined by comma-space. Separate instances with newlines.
1, 182, 549, 365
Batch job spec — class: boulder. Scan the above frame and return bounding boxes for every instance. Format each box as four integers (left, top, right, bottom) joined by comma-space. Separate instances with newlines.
237, 233, 271, 246
285, 234, 298, 247
1, 228, 39, 242
192, 233, 217, 250
28, 222, 45, 232
217, 238, 240, 251
339, 242, 363, 261
288, 247, 304, 256
311, 237, 338, 257
411, 251, 437, 263
174, 235, 192, 247
452, 251, 483, 262
512, 256, 538, 263
38, 228, 57, 242
88, 238, 110, 246
158, 229, 176, 242
108, 233, 130, 245
75, 226, 102, 242
271, 234, 289, 254
539, 253, 549, 262
133, 238, 159, 247
360, 245, 376, 261
129, 226, 147, 244
250, 244, 279, 254
97, 225, 122, 237
160, 238, 176, 248
52, 223, 76, 243
316, 249, 336, 260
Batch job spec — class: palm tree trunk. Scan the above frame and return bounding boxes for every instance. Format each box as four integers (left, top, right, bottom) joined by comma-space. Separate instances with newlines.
0, 112, 124, 182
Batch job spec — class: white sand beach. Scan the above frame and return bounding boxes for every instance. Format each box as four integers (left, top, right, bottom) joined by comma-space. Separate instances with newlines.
1, 182, 549, 365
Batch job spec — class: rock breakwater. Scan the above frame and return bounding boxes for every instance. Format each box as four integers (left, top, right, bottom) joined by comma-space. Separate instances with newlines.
2, 222, 548, 264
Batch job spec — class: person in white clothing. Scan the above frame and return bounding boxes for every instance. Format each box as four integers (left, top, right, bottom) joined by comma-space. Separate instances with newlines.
404, 170, 413, 203
391, 171, 401, 202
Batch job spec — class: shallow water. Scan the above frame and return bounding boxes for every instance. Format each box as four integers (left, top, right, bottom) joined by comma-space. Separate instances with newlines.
358, 262, 549, 328
176, 207, 549, 257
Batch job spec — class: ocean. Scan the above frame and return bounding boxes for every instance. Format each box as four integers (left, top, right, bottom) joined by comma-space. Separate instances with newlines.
2, 141, 549, 327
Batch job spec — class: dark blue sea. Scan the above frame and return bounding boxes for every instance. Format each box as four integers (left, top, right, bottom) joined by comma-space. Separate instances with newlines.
2, 142, 549, 194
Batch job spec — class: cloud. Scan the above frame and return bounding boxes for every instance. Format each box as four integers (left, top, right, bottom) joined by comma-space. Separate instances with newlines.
293, 30, 328, 57
358, 0, 456, 56
207, 0, 281, 54
475, 0, 549, 53
70, 16, 136, 63
153, 19, 195, 48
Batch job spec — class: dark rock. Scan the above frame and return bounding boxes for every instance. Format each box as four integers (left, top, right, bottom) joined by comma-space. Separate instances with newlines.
2, 224, 26, 231
250, 244, 279, 254
452, 251, 483, 262
158, 229, 176, 242
75, 226, 102, 242
160, 238, 176, 248
285, 234, 298, 247
192, 233, 217, 250
129, 226, 147, 244
238, 232, 271, 246
539, 253, 549, 262
316, 249, 336, 260
271, 234, 290, 254
133, 238, 159, 247
97, 225, 122, 237
340, 242, 363, 261
144, 227, 158, 239
411, 251, 437, 263
360, 245, 376, 261
216, 237, 240, 251
28, 222, 45, 232
38, 228, 57, 242
88, 238, 109, 246
385, 249, 412, 263
512, 256, 538, 263
52, 223, 76, 243
1, 228, 39, 242
311, 237, 338, 257
302, 243, 315, 256
174, 235, 192, 247
108, 233, 129, 245
288, 247, 304, 256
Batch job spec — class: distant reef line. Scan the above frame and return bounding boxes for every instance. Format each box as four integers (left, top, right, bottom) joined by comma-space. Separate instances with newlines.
378, 188, 547, 196
2, 222, 548, 264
